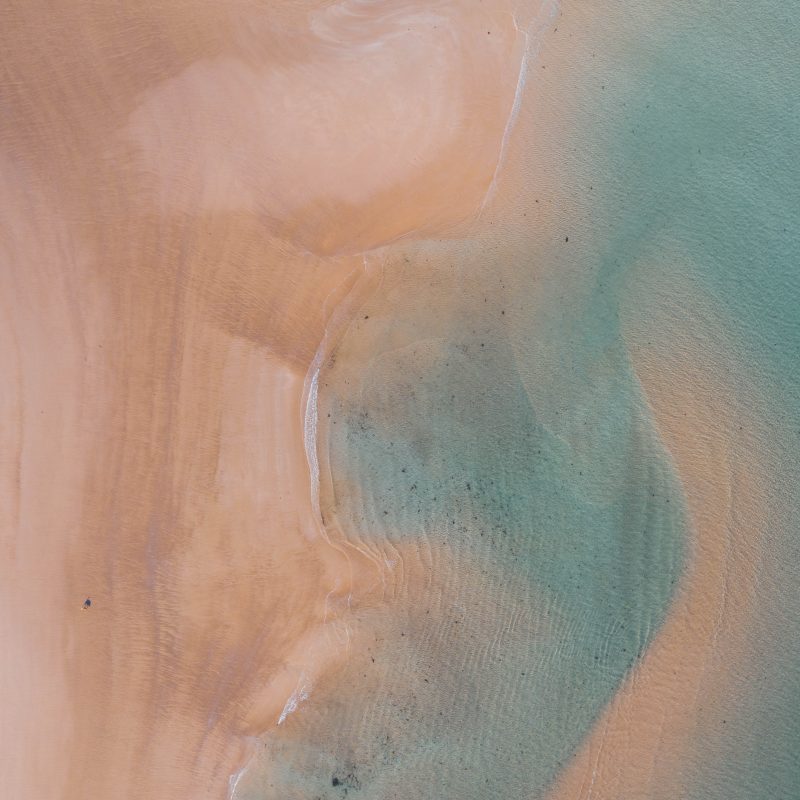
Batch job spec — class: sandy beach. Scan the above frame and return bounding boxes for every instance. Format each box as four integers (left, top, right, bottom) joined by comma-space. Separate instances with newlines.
3, 1, 799, 798
1, 1, 542, 797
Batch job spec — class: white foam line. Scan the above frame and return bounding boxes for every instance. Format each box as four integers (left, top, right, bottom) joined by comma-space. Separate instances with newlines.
302, 254, 382, 537
278, 674, 312, 726
303, 367, 322, 524
478, 0, 561, 217
227, 765, 247, 799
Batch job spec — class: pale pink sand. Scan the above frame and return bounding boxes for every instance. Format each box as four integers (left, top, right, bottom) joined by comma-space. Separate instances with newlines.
0, 1, 542, 797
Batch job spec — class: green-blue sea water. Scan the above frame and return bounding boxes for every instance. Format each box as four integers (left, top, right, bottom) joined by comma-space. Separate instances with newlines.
237, 1, 799, 797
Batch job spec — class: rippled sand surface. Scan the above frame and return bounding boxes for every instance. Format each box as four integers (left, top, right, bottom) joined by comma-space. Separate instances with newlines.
2, 2, 799, 799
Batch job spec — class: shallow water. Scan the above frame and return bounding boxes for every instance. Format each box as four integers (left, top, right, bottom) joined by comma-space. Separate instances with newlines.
241, 244, 687, 799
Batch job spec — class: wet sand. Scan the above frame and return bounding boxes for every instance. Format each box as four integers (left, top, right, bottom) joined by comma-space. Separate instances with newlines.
1, 1, 542, 798
1, 142, 364, 798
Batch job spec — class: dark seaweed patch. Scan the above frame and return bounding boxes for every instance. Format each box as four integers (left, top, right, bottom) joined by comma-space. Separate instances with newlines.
331, 766, 361, 793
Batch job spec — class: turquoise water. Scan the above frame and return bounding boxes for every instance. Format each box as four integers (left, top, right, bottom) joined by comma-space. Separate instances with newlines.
238, 1, 800, 797
575, 6, 800, 795
307, 245, 687, 797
